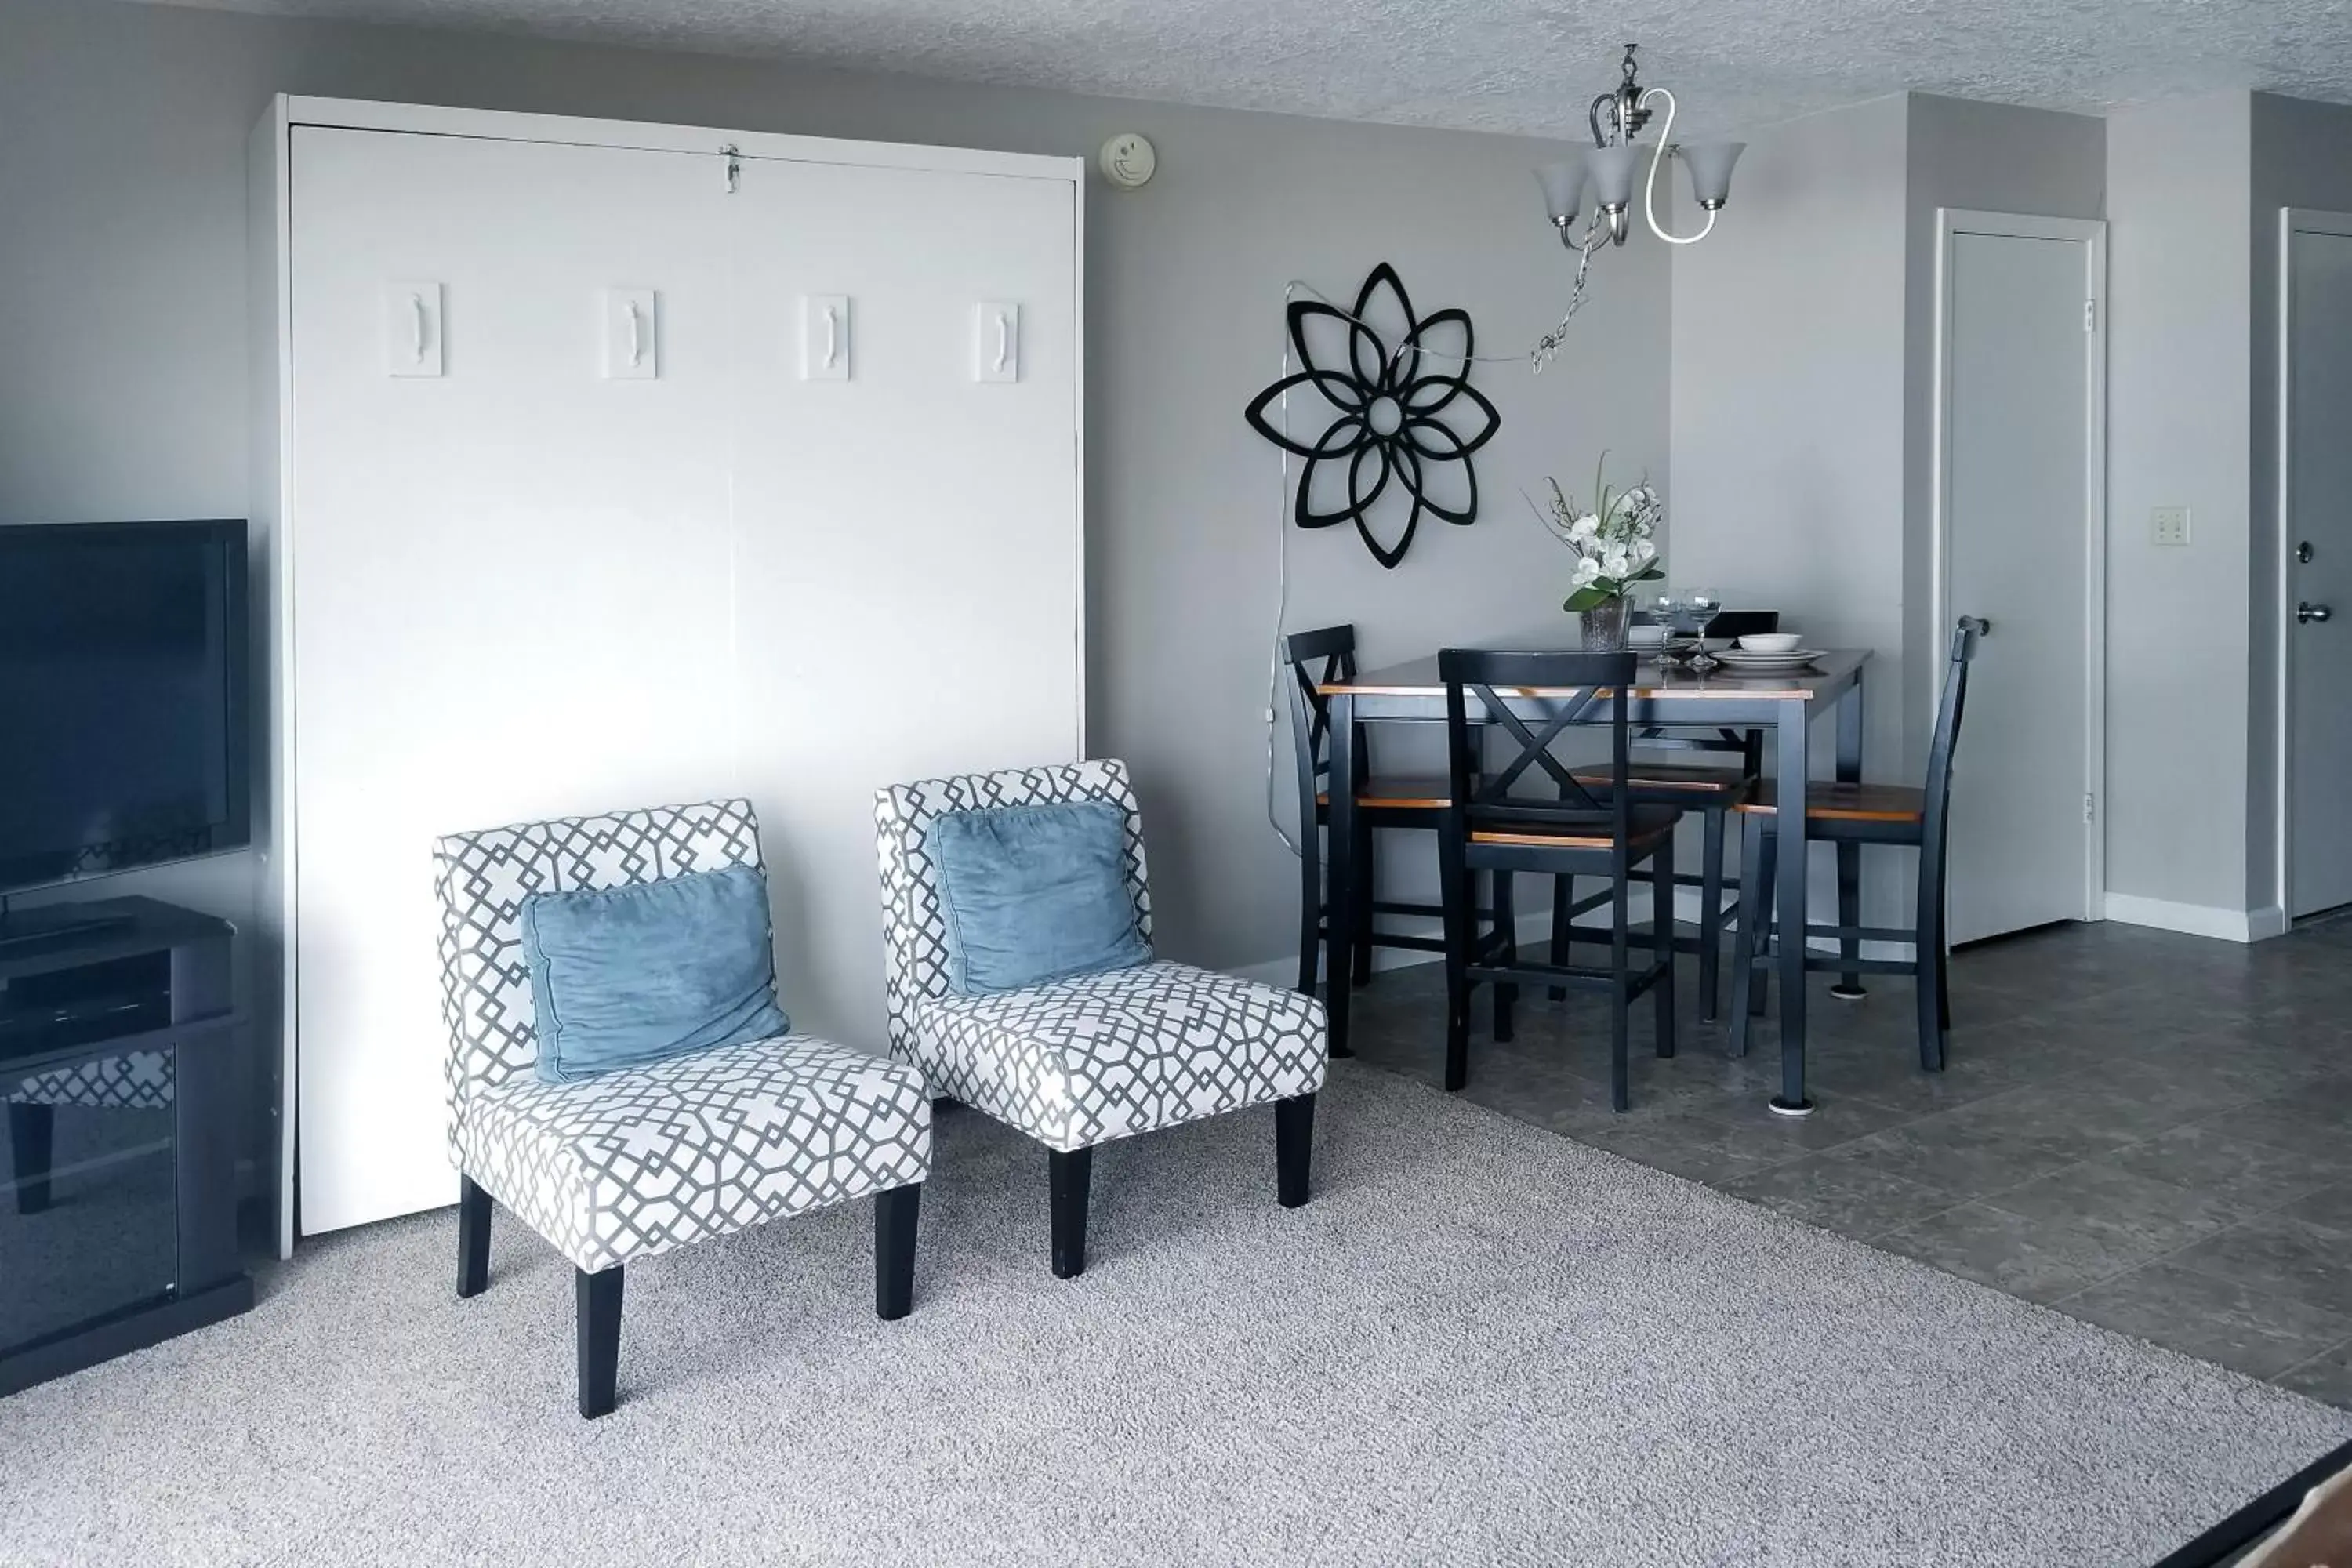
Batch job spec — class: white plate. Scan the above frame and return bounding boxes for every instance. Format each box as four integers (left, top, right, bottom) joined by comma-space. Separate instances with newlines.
1711, 648, 1825, 670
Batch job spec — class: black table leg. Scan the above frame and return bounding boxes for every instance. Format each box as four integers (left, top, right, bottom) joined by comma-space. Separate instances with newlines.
1324, 691, 1358, 1058
1771, 697, 1814, 1117
1831, 672, 1866, 1000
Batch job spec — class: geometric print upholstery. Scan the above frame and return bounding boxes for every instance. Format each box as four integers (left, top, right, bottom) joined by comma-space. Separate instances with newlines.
433, 799, 768, 1169
12, 1050, 176, 1111
454, 1033, 930, 1273
877, 760, 1326, 1152
434, 798, 930, 1273
909, 962, 1326, 1152
873, 760, 1152, 1067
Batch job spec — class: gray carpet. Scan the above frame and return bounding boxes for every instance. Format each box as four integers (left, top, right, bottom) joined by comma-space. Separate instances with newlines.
6, 1064, 2347, 1567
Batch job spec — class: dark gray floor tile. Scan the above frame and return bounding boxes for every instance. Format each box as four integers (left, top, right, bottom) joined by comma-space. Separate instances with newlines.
1877, 1202, 2151, 1305
2275, 1338, 2352, 1410
1940, 1081, 2212, 1153
2275, 1184, 2352, 1236
2194, 1095, 2352, 1163
1978, 1159, 2252, 1254
2166, 1213, 2352, 1315
1721, 1156, 1958, 1240
2060, 1260, 2352, 1380
2099, 1123, 2352, 1212
1822, 1117, 2085, 1200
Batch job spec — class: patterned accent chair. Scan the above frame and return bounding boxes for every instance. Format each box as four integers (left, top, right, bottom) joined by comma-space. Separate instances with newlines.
875, 760, 1327, 1278
434, 798, 932, 1418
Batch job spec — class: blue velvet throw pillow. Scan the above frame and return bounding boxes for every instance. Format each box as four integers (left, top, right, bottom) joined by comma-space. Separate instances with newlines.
929, 801, 1150, 996
519, 864, 790, 1085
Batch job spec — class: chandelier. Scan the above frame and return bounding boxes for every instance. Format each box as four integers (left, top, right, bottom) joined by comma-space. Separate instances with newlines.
1536, 45, 1745, 250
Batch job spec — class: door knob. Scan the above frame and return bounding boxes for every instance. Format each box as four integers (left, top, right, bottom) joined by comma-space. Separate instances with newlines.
2299, 602, 2334, 624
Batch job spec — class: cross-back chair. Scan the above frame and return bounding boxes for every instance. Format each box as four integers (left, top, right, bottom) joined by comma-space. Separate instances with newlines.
1437, 648, 1680, 1110
1729, 617, 1987, 1069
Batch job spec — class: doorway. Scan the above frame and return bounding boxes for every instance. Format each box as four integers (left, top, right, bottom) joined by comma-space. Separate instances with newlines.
2280, 209, 2352, 920
1933, 210, 2107, 947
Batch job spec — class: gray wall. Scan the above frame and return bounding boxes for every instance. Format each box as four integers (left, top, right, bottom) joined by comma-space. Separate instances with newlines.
0, 0, 1669, 993
2104, 95, 2255, 915
1668, 93, 1911, 931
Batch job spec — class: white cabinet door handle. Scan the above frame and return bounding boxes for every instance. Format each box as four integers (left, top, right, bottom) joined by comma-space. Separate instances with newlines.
993, 313, 1011, 373
626, 301, 644, 368
822, 305, 840, 369
410, 292, 429, 364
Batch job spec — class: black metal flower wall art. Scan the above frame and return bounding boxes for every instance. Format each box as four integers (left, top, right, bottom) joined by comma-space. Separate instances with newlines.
1244, 263, 1501, 570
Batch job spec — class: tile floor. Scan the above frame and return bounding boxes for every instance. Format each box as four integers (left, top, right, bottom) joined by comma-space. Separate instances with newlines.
1341, 914, 2352, 1406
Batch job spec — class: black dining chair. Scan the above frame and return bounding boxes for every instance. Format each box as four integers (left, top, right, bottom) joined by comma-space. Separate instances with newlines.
1728, 617, 1985, 1070
1437, 648, 1680, 1109
1560, 609, 1779, 1019
1283, 625, 1461, 997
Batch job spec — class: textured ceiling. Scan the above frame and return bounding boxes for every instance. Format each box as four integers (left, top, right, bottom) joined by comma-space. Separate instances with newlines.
136, 0, 2352, 138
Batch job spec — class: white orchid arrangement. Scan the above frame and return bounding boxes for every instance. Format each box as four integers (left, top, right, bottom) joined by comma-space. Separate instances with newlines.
1534, 453, 1664, 612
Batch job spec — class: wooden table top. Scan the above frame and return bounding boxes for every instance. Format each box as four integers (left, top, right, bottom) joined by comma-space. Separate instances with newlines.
1323, 644, 1871, 702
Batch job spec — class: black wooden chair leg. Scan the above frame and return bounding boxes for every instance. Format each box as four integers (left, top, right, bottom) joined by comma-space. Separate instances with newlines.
1050, 1145, 1094, 1279
456, 1174, 492, 1298
9, 1102, 54, 1217
1610, 885, 1632, 1112
1296, 819, 1323, 996
1349, 818, 1376, 987
1699, 807, 1726, 1022
1650, 846, 1677, 1058
575, 1265, 624, 1420
875, 1181, 920, 1320
1275, 1093, 1316, 1209
1548, 873, 1573, 1001
1492, 869, 1517, 1044
1440, 850, 1474, 1093
1728, 815, 1770, 1058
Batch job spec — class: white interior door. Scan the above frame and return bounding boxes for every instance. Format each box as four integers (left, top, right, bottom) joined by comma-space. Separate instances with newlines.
290, 129, 740, 1235
724, 156, 1082, 1040
1938, 213, 2104, 946
2284, 213, 2352, 918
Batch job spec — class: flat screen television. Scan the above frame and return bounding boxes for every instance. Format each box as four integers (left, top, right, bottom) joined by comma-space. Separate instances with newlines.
0, 520, 250, 895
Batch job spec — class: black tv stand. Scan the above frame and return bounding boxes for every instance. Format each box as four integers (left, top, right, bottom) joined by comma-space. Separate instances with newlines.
0, 895, 253, 1397
0, 906, 139, 956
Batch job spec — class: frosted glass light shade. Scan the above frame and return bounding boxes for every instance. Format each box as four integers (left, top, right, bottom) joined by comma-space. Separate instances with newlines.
1678, 141, 1746, 209
1535, 158, 1587, 224
1586, 144, 1642, 210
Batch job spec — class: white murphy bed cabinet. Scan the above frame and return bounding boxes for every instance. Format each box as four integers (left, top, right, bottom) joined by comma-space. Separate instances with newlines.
250, 98, 1086, 1245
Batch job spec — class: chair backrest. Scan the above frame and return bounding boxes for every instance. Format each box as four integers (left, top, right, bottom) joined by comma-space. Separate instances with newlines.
873, 760, 1152, 1059
1702, 608, 1781, 641
1918, 616, 1987, 869
1438, 648, 1636, 850
1282, 624, 1359, 825
432, 799, 766, 1154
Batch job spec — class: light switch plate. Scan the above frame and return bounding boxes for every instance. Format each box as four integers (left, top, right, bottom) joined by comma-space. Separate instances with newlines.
803, 295, 851, 380
604, 288, 659, 379
2151, 506, 2191, 546
975, 301, 1021, 383
383, 280, 444, 377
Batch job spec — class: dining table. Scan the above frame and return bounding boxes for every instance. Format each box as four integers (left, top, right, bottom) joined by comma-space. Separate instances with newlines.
1318, 636, 1873, 1117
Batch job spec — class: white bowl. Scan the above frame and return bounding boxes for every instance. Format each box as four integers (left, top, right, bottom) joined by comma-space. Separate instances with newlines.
1628, 624, 1668, 648
1737, 633, 1802, 653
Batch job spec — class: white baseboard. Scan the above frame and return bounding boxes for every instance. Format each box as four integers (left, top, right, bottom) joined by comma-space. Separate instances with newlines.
2103, 892, 2285, 944
1230, 886, 1909, 986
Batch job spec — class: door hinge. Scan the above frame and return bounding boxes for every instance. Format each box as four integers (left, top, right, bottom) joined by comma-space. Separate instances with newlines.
2083, 299, 2096, 332
2083, 790, 2097, 823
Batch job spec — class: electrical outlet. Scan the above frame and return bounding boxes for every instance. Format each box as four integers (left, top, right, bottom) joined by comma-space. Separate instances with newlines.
2151, 506, 2191, 546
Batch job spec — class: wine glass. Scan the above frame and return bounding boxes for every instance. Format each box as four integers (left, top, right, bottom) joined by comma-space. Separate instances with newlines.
1666, 587, 1725, 673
